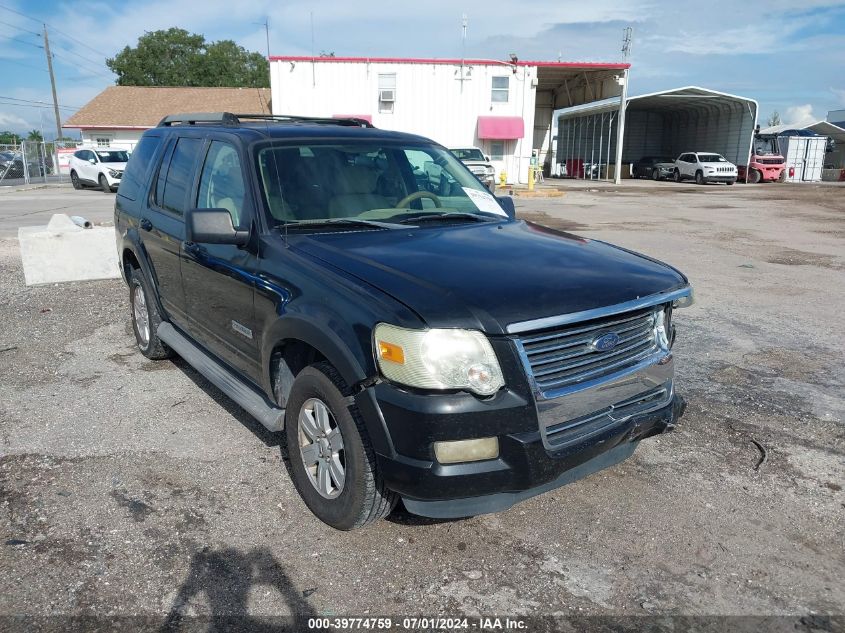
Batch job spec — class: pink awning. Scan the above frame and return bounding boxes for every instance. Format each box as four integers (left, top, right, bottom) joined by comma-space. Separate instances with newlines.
477, 116, 524, 140
333, 114, 372, 123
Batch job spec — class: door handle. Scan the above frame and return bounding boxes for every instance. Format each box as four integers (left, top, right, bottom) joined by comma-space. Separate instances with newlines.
183, 241, 201, 255
139, 218, 153, 232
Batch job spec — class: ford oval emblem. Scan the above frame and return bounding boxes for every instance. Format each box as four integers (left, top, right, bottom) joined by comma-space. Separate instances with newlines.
592, 332, 620, 352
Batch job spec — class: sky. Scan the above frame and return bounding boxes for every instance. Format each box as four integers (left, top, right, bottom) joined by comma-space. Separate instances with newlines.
1, 0, 844, 139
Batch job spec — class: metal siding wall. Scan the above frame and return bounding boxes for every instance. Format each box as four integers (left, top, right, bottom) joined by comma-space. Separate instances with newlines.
270, 59, 538, 183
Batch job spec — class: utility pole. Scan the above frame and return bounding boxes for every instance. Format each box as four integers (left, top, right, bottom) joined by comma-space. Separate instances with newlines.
42, 24, 62, 142
613, 26, 633, 185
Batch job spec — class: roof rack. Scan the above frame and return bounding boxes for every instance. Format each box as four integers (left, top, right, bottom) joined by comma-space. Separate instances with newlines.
157, 112, 374, 128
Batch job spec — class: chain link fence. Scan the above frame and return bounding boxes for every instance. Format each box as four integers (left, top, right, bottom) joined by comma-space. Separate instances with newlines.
0, 139, 80, 187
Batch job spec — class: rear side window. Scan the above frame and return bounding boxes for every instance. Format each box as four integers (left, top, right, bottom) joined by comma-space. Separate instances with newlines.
118, 135, 161, 201
161, 137, 202, 216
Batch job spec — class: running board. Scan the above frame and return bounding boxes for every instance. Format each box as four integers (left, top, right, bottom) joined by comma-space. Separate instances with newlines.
157, 322, 285, 432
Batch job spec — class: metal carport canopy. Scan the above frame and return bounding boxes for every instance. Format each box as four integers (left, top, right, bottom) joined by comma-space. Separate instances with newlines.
556, 86, 759, 175
625, 86, 758, 166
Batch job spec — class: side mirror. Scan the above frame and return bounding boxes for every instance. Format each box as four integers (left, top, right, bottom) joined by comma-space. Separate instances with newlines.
496, 196, 516, 220
186, 208, 249, 246
88, 158, 96, 164
485, 155, 491, 162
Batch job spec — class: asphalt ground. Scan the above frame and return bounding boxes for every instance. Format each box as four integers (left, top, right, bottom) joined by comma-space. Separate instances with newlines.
0, 182, 843, 625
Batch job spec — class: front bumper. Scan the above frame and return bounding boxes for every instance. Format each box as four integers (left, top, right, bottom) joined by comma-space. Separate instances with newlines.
704, 175, 736, 183
356, 347, 686, 518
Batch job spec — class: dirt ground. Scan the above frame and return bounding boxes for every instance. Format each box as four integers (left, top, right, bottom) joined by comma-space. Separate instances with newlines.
0, 183, 843, 624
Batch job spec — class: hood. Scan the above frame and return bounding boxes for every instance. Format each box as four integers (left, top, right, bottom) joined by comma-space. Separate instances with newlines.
104, 162, 128, 171
701, 161, 736, 169
292, 220, 687, 335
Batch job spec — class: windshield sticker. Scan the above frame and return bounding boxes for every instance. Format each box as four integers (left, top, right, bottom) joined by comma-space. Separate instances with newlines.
462, 187, 507, 217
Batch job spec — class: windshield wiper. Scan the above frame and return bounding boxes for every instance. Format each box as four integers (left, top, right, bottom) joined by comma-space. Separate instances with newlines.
282, 218, 402, 230
397, 212, 495, 225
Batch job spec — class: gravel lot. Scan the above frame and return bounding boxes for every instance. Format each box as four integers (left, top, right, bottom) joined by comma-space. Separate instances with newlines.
0, 183, 843, 622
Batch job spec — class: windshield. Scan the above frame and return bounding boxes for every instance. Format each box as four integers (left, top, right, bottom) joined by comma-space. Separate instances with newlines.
698, 154, 726, 163
451, 148, 486, 161
754, 138, 778, 155
96, 150, 129, 163
256, 142, 506, 226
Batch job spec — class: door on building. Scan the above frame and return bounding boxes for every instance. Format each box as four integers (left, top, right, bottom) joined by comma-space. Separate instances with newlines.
486, 140, 509, 183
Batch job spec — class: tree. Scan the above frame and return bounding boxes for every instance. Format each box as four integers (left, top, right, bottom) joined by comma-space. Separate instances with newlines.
27, 130, 43, 142
106, 28, 269, 87
0, 130, 19, 145
767, 111, 782, 127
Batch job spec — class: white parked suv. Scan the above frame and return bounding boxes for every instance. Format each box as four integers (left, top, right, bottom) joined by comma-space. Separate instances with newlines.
69, 148, 130, 192
674, 152, 737, 185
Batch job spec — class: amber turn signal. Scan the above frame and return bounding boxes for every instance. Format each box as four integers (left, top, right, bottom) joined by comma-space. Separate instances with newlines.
377, 340, 405, 364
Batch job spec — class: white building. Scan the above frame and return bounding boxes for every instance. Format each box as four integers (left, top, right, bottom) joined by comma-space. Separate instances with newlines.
270, 56, 628, 184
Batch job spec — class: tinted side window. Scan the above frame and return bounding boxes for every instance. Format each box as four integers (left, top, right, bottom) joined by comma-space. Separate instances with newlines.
161, 137, 202, 216
196, 141, 246, 229
118, 135, 161, 202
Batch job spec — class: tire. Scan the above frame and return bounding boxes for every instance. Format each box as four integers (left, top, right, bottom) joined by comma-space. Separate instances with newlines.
652, 168, 660, 181
673, 169, 681, 183
726, 179, 735, 185
70, 170, 81, 190
128, 267, 171, 360
777, 170, 786, 183
695, 171, 705, 185
99, 174, 111, 193
749, 169, 761, 184
285, 363, 397, 530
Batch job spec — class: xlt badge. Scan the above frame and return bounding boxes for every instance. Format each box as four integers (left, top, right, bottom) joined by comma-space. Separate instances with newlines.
231, 320, 253, 339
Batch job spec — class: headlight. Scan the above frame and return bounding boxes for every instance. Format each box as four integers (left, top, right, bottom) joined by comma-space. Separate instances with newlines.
108, 169, 119, 177
374, 323, 505, 396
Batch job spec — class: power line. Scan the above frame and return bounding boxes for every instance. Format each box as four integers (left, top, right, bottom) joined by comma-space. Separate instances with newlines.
0, 94, 81, 109
0, 3, 39, 24
48, 25, 110, 59
0, 100, 77, 111
0, 55, 47, 72
0, 17, 40, 36
7, 35, 42, 49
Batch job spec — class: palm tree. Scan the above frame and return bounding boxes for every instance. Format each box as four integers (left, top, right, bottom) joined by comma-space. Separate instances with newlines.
26, 130, 43, 142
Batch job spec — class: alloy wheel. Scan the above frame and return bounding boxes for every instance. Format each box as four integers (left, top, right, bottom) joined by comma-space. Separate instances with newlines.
298, 398, 345, 499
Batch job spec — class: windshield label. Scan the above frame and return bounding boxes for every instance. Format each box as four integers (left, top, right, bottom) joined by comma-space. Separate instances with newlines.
462, 187, 507, 217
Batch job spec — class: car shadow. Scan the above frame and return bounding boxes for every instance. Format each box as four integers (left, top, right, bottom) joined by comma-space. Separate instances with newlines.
170, 356, 283, 450
161, 546, 316, 632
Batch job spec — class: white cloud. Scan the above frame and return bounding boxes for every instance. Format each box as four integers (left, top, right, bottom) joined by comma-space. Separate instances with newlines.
784, 104, 817, 126
0, 111, 33, 132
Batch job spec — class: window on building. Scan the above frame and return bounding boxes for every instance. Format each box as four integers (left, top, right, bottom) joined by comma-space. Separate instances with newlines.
378, 73, 396, 113
160, 137, 202, 216
491, 76, 509, 103
490, 141, 505, 161
197, 141, 246, 229
95, 137, 112, 148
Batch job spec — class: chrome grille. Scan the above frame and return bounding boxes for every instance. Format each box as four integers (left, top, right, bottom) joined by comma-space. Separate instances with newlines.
544, 382, 672, 449
519, 307, 660, 393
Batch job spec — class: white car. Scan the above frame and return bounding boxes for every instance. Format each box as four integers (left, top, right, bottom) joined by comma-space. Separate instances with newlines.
673, 152, 737, 185
69, 148, 130, 192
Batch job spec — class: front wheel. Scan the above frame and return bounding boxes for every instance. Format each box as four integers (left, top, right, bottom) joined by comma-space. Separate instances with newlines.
70, 170, 82, 190
749, 169, 761, 184
777, 170, 786, 183
652, 168, 660, 181
285, 363, 397, 530
695, 171, 705, 185
99, 174, 111, 193
673, 169, 681, 183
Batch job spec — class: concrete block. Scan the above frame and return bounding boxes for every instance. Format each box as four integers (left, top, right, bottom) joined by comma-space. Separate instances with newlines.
18, 214, 120, 286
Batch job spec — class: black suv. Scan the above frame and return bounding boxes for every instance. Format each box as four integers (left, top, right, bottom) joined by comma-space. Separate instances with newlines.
115, 112, 693, 530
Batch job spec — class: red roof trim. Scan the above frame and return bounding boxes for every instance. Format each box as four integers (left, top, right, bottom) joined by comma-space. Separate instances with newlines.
269, 55, 629, 70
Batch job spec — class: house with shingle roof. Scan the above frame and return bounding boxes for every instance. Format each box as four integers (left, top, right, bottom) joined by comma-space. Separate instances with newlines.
64, 86, 271, 150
